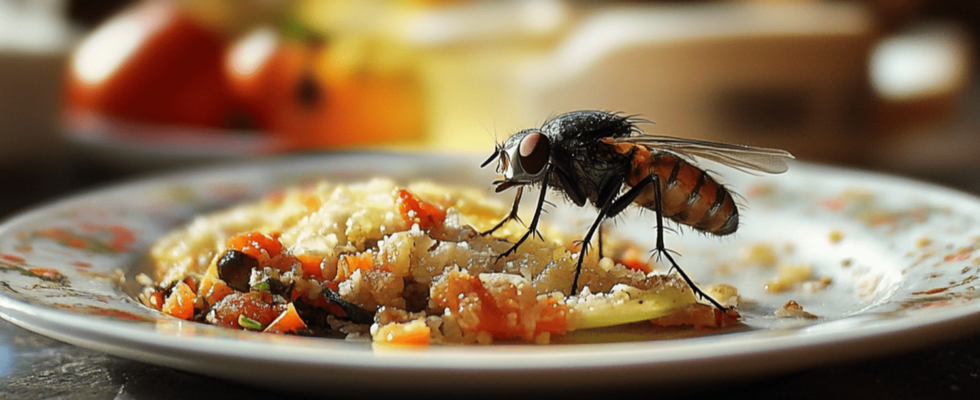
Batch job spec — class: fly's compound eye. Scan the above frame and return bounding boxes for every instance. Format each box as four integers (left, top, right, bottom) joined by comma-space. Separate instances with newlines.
518, 132, 550, 175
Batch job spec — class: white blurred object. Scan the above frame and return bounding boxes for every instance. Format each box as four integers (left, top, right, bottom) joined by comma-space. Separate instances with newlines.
871, 23, 973, 102
0, 0, 71, 51
0, 0, 75, 167
867, 23, 977, 177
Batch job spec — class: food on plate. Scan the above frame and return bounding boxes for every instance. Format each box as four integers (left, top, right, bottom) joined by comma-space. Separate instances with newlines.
774, 300, 818, 319
140, 179, 739, 345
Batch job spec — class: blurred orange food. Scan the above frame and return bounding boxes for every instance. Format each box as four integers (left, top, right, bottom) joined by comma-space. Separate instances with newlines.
65, 0, 424, 150
224, 28, 423, 149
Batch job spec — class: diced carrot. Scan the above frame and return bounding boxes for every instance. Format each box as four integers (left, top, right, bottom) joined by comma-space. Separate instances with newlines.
202, 279, 234, 306
264, 303, 308, 334
373, 320, 431, 346
396, 189, 446, 231
162, 281, 195, 320
296, 254, 324, 280
335, 253, 374, 282
182, 276, 198, 293
619, 246, 653, 274
226, 231, 283, 259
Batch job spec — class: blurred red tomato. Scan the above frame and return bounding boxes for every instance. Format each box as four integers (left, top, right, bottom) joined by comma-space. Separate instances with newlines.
223, 26, 283, 130
65, 0, 235, 128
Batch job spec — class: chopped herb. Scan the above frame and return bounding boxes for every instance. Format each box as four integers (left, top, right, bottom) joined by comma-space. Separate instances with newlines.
238, 315, 264, 330
252, 281, 270, 292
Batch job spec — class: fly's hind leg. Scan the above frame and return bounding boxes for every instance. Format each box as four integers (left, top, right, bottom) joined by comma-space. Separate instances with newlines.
571, 176, 646, 294
645, 174, 729, 311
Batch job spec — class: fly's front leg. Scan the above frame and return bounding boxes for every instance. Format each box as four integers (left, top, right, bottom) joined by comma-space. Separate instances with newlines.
497, 172, 550, 260
482, 187, 524, 236
646, 173, 728, 310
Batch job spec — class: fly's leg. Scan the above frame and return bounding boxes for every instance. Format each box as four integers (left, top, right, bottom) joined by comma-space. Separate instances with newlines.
646, 173, 728, 311
597, 224, 603, 261
497, 173, 549, 260
482, 187, 524, 236
571, 175, 647, 294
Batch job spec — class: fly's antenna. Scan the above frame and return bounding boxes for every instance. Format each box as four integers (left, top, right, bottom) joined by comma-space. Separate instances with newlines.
479, 119, 505, 168
480, 119, 501, 148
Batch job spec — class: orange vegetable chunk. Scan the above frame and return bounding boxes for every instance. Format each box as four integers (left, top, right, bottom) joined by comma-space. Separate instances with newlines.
374, 320, 431, 346
226, 231, 283, 259
162, 281, 195, 320
264, 303, 308, 334
396, 189, 446, 231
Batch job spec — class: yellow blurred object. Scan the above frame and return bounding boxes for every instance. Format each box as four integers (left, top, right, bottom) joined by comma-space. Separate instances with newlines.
296, 0, 572, 152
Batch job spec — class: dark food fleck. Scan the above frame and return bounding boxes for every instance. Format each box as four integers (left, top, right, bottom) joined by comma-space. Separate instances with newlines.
217, 250, 257, 293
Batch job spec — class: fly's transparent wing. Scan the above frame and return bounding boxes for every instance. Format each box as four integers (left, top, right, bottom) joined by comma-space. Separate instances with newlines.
615, 135, 795, 174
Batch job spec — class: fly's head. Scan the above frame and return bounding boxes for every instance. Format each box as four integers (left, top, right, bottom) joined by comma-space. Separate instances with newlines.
481, 129, 552, 193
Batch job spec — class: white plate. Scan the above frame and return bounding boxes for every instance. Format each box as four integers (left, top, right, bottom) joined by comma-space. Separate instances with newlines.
1, 152, 979, 392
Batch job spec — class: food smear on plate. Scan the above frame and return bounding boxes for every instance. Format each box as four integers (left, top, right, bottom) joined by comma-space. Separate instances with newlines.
140, 179, 739, 345
774, 300, 819, 319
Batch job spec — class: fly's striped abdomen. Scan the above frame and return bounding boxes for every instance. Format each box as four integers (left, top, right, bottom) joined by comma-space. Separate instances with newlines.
627, 151, 739, 236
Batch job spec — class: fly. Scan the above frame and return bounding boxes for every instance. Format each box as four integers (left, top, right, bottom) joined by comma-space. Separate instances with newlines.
481, 110, 795, 310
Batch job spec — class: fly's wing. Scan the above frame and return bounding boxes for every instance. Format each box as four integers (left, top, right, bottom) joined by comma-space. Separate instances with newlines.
615, 135, 795, 174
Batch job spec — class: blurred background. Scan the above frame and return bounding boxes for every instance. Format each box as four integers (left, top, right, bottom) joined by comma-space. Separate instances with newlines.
1, 0, 979, 215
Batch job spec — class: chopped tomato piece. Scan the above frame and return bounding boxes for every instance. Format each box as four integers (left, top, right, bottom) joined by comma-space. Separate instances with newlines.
430, 270, 556, 341
396, 189, 446, 231
618, 246, 653, 274
226, 231, 283, 259
296, 254, 324, 280
209, 292, 284, 329
534, 296, 569, 336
